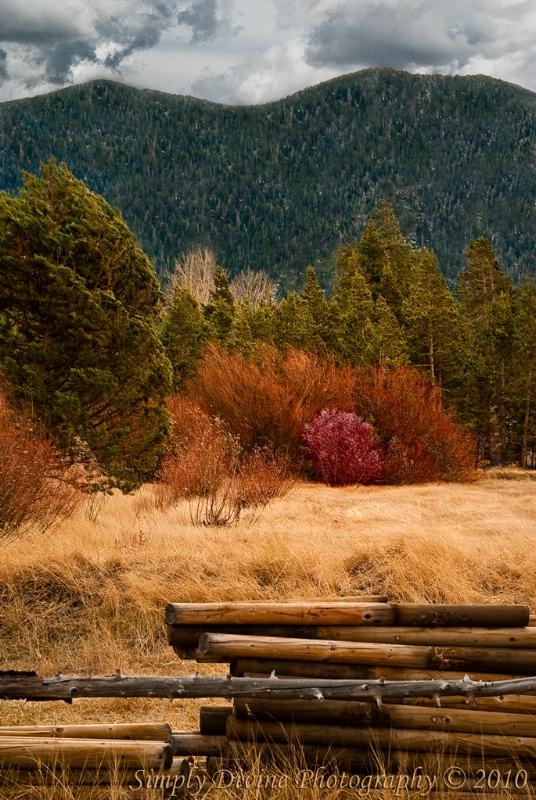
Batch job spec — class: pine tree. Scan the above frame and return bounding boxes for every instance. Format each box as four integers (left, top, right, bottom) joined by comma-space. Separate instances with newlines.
331, 268, 379, 367
456, 237, 514, 463
203, 265, 235, 342
375, 296, 409, 366
160, 285, 207, 390
403, 248, 464, 389
512, 279, 536, 467
0, 160, 172, 489
302, 265, 332, 351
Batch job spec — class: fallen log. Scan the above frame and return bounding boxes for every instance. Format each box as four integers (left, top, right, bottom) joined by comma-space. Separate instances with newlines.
400, 695, 536, 715
0, 723, 172, 741
200, 633, 536, 674
0, 737, 173, 770
226, 717, 536, 758
234, 698, 536, 737
231, 658, 523, 682
168, 624, 536, 649
165, 601, 529, 627
2, 671, 536, 702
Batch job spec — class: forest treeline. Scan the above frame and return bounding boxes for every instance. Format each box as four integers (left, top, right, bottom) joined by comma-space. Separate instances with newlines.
2, 70, 536, 288
162, 202, 536, 470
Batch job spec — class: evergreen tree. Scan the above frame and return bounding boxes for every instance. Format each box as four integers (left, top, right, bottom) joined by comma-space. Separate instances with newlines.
203, 265, 235, 342
160, 285, 207, 390
375, 296, 409, 366
0, 160, 171, 489
302, 265, 332, 351
403, 248, 464, 389
512, 279, 536, 467
331, 268, 379, 367
456, 238, 514, 463
273, 292, 316, 351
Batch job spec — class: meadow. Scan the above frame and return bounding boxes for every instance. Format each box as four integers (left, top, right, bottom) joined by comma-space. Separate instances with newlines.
1, 470, 535, 733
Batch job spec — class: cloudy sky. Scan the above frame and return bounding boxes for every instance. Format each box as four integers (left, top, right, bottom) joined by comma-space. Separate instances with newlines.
2, 0, 536, 105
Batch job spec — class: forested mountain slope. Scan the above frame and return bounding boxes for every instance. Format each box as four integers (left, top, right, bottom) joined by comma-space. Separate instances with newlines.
1, 69, 536, 288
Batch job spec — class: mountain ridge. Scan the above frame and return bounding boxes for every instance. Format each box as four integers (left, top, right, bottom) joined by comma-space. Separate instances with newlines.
2, 68, 536, 288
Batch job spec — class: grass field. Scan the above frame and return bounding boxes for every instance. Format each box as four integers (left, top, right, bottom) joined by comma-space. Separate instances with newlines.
1, 471, 535, 796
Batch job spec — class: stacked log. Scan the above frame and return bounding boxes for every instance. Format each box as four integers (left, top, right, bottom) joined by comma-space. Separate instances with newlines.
167, 598, 536, 777
0, 722, 188, 792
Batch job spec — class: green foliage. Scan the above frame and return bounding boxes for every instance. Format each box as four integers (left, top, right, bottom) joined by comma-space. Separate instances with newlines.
204, 266, 235, 342
0, 160, 172, 489
160, 285, 207, 389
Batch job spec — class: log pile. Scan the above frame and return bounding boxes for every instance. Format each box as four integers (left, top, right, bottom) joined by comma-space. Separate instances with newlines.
0, 721, 190, 794
167, 597, 536, 776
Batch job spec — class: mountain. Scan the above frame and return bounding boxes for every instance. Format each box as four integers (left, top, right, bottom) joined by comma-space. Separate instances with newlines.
1, 69, 536, 289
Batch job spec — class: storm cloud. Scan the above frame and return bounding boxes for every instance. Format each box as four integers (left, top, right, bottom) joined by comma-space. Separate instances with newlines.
2, 0, 536, 103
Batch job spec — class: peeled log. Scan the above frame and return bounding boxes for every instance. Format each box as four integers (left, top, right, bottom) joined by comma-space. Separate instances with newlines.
0, 737, 173, 770
0, 723, 172, 741
165, 602, 393, 626
201, 633, 536, 674
169, 624, 536, 649
234, 698, 536, 736
231, 657, 523, 682
226, 717, 536, 758
165, 602, 529, 627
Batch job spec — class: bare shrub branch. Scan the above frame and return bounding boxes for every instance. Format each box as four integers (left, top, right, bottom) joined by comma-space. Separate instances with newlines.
229, 269, 278, 308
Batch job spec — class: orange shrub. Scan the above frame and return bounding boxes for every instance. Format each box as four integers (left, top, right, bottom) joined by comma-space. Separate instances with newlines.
156, 395, 294, 524
188, 344, 354, 465
353, 367, 476, 484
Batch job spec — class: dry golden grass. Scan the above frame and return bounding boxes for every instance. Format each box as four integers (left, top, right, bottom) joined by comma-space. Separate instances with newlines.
0, 474, 535, 797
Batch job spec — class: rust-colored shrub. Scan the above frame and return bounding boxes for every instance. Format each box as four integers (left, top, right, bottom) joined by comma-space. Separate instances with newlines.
188, 344, 354, 464
156, 395, 294, 525
353, 367, 476, 484
0, 393, 83, 540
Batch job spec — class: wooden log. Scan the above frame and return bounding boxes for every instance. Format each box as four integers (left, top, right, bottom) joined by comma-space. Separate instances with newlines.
165, 601, 529, 627
226, 717, 536, 758
202, 633, 536, 674
168, 623, 536, 649
231, 657, 524, 682
0, 737, 173, 770
1, 756, 190, 786
400, 695, 536, 715
0, 723, 172, 741
165, 601, 394, 626
234, 698, 536, 737
218, 743, 536, 777
199, 706, 234, 736
2, 671, 536, 702
171, 733, 226, 757
234, 698, 390, 726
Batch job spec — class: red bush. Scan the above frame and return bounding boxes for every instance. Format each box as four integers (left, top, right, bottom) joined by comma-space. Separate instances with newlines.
301, 409, 385, 486
353, 367, 476, 484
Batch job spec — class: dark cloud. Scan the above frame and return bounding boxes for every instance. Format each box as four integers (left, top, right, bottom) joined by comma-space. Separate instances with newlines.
178, 0, 241, 42
305, 3, 492, 72
0, 1, 177, 90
